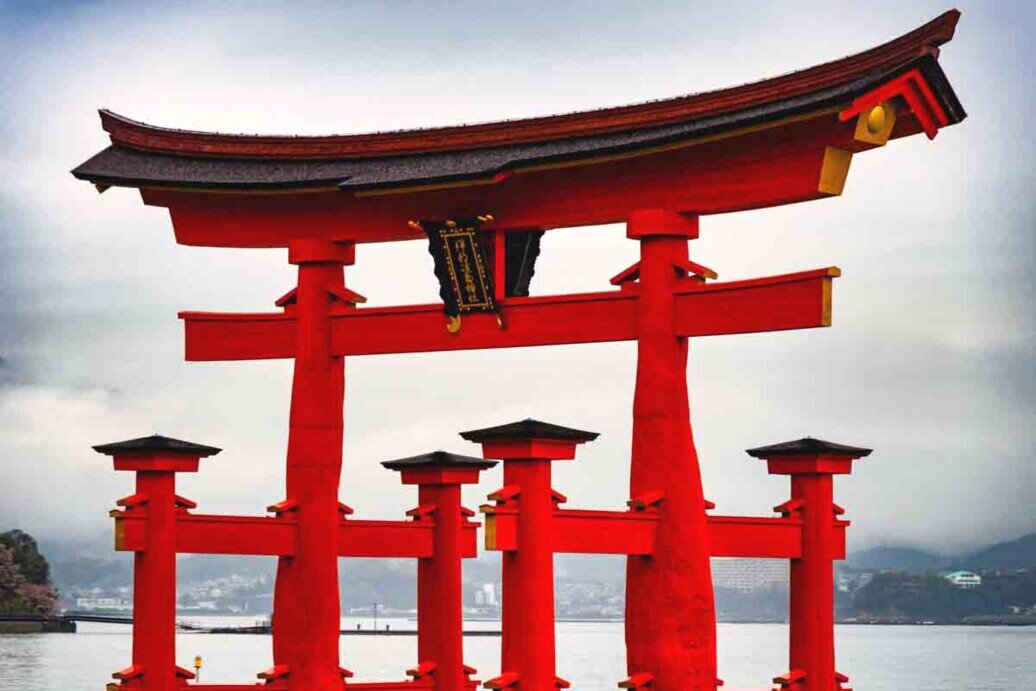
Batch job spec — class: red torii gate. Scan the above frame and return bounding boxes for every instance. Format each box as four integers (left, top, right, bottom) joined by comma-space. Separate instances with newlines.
75, 10, 965, 691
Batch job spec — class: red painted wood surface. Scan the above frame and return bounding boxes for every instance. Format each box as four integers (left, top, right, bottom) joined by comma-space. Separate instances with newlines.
625, 228, 717, 690
483, 510, 848, 560
97, 11, 957, 159
132, 472, 177, 691
416, 484, 468, 691
761, 450, 867, 691
272, 242, 348, 690
179, 268, 837, 361
146, 126, 867, 246
112, 512, 480, 559
501, 459, 558, 690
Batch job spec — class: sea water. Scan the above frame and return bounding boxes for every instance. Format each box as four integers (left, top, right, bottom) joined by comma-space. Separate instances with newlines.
0, 618, 1032, 690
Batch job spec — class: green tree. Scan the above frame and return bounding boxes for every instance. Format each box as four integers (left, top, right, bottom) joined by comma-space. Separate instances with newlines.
0, 529, 51, 585
0, 537, 59, 615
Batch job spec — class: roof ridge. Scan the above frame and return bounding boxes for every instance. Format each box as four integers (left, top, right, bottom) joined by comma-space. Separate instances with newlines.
93, 11, 961, 161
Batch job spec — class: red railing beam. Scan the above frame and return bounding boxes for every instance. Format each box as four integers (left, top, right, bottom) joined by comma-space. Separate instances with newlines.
180, 268, 837, 362
483, 508, 847, 559
112, 512, 477, 559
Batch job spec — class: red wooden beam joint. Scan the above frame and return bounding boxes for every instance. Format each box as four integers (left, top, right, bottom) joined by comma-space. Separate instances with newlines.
483, 672, 519, 689
839, 68, 949, 139
111, 510, 458, 558
772, 669, 806, 690
482, 506, 847, 559
180, 267, 839, 361
618, 672, 655, 688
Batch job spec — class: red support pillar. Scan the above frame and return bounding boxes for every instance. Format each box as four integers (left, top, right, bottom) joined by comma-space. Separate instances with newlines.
624, 209, 718, 690
94, 435, 221, 691
747, 438, 871, 691
382, 451, 496, 691
461, 419, 598, 691
274, 238, 355, 690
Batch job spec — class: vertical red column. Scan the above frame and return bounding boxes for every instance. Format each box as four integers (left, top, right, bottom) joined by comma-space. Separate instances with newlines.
273, 239, 354, 690
461, 419, 597, 691
747, 437, 871, 691
94, 435, 220, 691
383, 451, 496, 691
624, 209, 717, 690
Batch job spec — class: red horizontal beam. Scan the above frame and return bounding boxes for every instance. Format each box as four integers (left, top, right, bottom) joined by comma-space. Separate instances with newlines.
483, 508, 847, 560
144, 111, 870, 247
180, 268, 837, 361
113, 512, 478, 559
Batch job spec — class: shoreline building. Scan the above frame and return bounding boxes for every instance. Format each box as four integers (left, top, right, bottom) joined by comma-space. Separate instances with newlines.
941, 570, 982, 589
712, 558, 789, 593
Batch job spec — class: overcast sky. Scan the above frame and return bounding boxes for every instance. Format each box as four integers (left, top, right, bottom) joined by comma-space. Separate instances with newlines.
0, 0, 1033, 556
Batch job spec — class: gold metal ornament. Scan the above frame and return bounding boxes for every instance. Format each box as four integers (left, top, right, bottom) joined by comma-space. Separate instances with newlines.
866, 105, 886, 135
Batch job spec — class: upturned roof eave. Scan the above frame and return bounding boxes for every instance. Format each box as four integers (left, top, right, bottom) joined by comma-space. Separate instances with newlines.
70, 53, 964, 196
80, 10, 961, 166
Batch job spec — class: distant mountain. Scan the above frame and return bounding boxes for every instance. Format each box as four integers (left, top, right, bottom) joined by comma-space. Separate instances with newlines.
846, 533, 1036, 573
964, 533, 1036, 570
846, 546, 951, 574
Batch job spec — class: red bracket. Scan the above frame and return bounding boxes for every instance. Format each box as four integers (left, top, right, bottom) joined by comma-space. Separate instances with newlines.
406, 504, 437, 520
618, 672, 654, 688
407, 661, 436, 679
111, 665, 144, 681
258, 665, 290, 682
266, 498, 299, 516
488, 485, 521, 503
839, 68, 949, 140
275, 284, 368, 312
610, 259, 717, 288
627, 491, 665, 512
339, 501, 355, 517
484, 672, 519, 689
551, 489, 568, 506
773, 499, 805, 517
115, 493, 148, 510
174, 494, 197, 512
772, 669, 806, 690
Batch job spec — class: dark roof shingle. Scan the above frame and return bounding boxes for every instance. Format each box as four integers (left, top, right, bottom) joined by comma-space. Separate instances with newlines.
459, 418, 599, 443
745, 437, 872, 458
92, 434, 222, 457
380, 450, 497, 471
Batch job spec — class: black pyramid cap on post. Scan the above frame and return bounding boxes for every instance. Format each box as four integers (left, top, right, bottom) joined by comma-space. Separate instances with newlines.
92, 434, 222, 458
745, 437, 872, 459
458, 418, 599, 443
381, 450, 498, 472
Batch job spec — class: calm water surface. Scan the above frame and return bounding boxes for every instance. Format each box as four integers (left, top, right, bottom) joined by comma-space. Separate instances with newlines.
1, 618, 1032, 690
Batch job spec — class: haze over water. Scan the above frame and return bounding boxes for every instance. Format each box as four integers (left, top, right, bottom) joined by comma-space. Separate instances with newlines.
1, 619, 1033, 690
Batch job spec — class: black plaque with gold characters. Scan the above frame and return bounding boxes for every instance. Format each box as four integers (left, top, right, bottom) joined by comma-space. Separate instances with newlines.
418, 216, 497, 332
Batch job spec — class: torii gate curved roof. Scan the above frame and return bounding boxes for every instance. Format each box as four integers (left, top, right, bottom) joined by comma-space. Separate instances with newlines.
72, 10, 965, 246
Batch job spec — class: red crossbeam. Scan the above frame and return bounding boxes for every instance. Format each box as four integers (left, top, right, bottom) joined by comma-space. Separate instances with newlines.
483, 508, 847, 559
112, 511, 478, 558
180, 268, 838, 361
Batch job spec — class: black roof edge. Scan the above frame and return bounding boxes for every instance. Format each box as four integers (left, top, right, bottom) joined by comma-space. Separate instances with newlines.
92, 434, 222, 457
380, 450, 497, 470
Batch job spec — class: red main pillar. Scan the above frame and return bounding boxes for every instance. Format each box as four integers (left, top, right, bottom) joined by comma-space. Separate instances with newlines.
462, 419, 597, 691
273, 239, 354, 690
382, 451, 496, 691
747, 437, 871, 691
94, 434, 221, 691
624, 209, 717, 690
